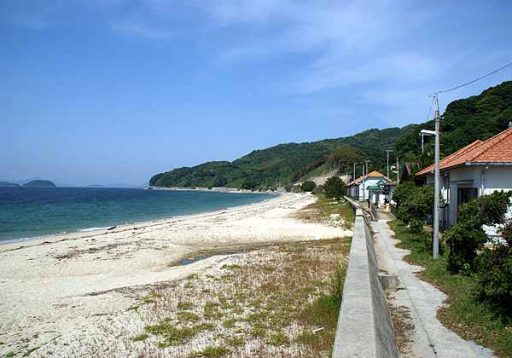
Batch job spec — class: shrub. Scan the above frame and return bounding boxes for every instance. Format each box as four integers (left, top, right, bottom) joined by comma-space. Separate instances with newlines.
392, 182, 416, 210
446, 191, 512, 274
324, 176, 345, 201
313, 184, 324, 194
446, 221, 487, 273
477, 243, 512, 316
477, 220, 512, 315
395, 184, 434, 224
301, 181, 316, 192
408, 219, 424, 234
241, 180, 258, 191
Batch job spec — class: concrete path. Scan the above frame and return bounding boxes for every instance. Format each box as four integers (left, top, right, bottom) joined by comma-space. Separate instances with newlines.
370, 219, 495, 358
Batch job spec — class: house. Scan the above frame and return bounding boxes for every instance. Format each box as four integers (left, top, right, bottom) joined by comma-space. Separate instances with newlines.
416, 125, 512, 228
347, 170, 391, 205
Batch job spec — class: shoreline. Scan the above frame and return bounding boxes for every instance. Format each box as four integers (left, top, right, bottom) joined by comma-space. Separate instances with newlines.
0, 193, 351, 356
0, 191, 279, 249
148, 185, 278, 194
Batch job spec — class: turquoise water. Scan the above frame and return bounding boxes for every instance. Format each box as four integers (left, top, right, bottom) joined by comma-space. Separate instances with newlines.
0, 188, 274, 242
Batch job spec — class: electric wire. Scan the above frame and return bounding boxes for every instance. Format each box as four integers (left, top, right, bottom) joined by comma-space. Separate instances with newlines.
435, 60, 512, 95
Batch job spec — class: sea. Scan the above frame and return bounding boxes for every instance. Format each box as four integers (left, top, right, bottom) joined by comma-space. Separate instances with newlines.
0, 187, 274, 242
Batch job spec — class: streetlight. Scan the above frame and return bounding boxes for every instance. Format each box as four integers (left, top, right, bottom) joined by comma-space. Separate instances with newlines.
420, 97, 441, 259
385, 149, 393, 178
419, 129, 435, 153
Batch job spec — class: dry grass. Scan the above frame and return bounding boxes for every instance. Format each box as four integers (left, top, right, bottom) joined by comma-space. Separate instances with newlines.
389, 304, 415, 354
294, 195, 354, 230
123, 238, 351, 357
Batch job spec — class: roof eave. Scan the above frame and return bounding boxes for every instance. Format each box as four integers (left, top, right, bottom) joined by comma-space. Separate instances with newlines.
465, 162, 512, 166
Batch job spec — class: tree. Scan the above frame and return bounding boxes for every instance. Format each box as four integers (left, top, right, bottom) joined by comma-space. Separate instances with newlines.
446, 191, 512, 273
324, 176, 345, 201
213, 175, 227, 187
326, 145, 365, 173
477, 218, 512, 315
301, 181, 316, 192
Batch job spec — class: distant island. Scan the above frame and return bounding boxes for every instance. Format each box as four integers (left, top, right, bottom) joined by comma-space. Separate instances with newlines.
23, 180, 57, 188
0, 181, 20, 187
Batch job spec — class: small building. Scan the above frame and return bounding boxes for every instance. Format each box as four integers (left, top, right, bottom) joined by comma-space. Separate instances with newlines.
416, 126, 512, 228
347, 170, 391, 204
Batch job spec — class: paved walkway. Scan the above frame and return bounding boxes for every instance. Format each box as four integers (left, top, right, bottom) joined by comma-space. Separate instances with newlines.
370, 219, 495, 358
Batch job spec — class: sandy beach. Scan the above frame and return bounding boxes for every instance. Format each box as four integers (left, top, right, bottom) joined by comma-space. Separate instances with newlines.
0, 193, 351, 357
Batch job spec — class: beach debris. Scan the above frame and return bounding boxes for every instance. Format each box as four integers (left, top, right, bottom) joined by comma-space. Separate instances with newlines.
107, 225, 117, 231
312, 327, 324, 334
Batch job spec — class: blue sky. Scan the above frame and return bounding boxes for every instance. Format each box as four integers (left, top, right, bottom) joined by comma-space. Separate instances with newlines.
1, 1, 511, 186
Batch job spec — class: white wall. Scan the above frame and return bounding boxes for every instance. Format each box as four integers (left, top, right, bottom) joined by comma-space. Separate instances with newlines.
425, 165, 512, 226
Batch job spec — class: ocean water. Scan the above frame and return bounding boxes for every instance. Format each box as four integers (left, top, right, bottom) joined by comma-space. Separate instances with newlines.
0, 188, 274, 242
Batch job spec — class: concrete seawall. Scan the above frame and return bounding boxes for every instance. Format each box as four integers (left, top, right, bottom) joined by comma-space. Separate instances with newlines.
332, 206, 399, 358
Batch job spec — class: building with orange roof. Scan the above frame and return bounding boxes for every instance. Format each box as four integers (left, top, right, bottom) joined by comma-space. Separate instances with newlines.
416, 124, 512, 227
347, 170, 392, 204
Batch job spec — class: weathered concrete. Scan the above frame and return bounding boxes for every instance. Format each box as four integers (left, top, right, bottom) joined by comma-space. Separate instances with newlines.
332, 207, 399, 358
371, 219, 495, 358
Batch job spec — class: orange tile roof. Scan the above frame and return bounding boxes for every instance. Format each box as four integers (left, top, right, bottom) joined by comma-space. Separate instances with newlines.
416, 127, 512, 176
347, 170, 390, 186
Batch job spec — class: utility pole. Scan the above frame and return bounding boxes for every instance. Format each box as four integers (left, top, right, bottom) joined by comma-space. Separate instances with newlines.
364, 160, 370, 203
385, 150, 393, 178
353, 162, 356, 181
396, 157, 400, 184
433, 95, 441, 259
361, 163, 365, 201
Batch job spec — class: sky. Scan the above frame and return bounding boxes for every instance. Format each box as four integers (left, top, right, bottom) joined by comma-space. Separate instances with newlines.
1, 1, 512, 186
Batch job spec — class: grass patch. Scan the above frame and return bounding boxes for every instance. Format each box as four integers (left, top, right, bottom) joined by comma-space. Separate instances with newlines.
389, 220, 512, 357
177, 301, 194, 310
267, 331, 290, 346
177, 311, 200, 323
143, 320, 216, 348
190, 346, 228, 357
222, 318, 237, 329
224, 335, 244, 347
221, 264, 241, 270
131, 333, 149, 342
295, 194, 354, 229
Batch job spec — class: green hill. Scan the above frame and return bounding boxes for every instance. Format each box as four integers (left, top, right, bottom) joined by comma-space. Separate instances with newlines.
150, 127, 408, 189
150, 81, 512, 190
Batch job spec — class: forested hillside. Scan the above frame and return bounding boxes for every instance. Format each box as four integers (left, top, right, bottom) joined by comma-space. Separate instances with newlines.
150, 81, 512, 190
149, 128, 408, 189
395, 81, 512, 163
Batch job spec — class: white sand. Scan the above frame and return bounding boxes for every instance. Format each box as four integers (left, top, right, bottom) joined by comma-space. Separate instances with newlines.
0, 193, 350, 356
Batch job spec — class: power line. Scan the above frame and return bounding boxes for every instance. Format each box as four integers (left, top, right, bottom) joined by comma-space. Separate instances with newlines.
424, 95, 436, 122
435, 60, 512, 95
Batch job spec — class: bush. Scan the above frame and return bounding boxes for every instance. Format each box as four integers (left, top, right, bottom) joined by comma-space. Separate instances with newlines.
301, 181, 316, 192
313, 185, 324, 194
408, 219, 424, 234
477, 220, 512, 315
446, 191, 512, 274
241, 180, 258, 191
446, 221, 487, 273
392, 182, 416, 210
477, 244, 512, 316
324, 176, 345, 201
395, 184, 434, 224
